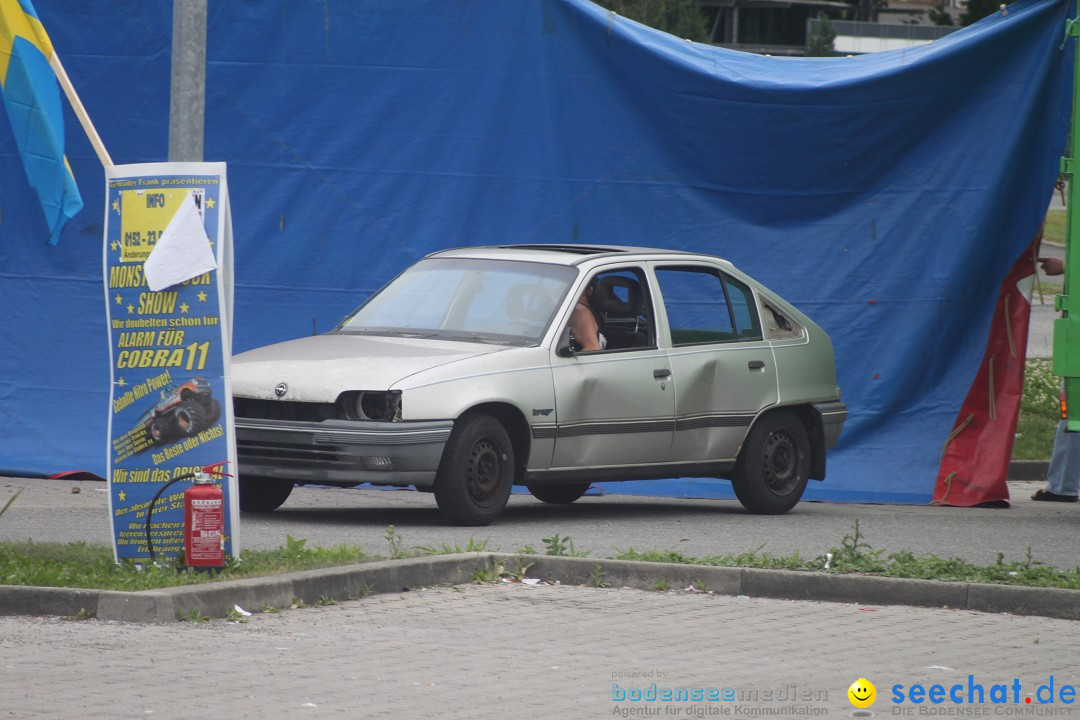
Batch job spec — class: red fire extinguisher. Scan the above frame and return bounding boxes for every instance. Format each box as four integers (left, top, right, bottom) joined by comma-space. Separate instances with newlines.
145, 461, 231, 567
184, 471, 225, 569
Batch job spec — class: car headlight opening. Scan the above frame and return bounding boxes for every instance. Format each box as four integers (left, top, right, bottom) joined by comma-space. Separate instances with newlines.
338, 390, 402, 422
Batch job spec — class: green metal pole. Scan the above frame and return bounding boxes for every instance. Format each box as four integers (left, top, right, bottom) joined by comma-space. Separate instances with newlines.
1053, 9, 1080, 430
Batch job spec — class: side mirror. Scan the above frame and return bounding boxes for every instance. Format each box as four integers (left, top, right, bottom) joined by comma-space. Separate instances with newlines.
556, 326, 574, 358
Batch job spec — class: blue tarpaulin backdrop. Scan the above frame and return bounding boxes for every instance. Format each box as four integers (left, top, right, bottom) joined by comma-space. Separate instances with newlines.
0, 0, 1071, 503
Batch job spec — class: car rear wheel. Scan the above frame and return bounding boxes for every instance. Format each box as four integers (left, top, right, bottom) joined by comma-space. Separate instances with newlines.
527, 483, 590, 504
732, 410, 809, 515
434, 413, 514, 526
238, 476, 295, 512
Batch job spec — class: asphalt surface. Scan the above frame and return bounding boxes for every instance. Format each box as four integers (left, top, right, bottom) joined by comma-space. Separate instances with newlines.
1, 477, 1076, 570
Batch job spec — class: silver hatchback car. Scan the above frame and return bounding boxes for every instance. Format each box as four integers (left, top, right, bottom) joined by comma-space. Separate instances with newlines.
231, 245, 846, 525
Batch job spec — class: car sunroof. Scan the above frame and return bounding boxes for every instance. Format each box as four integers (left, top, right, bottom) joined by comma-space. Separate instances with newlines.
499, 244, 624, 255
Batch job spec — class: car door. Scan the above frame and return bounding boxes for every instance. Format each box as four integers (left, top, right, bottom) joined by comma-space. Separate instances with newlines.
652, 263, 778, 463
549, 266, 675, 469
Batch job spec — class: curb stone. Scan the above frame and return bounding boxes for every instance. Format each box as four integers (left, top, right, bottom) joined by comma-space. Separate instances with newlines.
2, 553, 1080, 623
1008, 460, 1048, 482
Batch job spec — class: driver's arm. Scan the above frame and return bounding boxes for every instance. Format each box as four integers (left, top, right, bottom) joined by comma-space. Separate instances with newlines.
569, 303, 602, 352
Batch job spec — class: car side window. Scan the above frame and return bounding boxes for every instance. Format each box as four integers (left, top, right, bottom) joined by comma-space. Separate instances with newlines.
763, 300, 805, 341
724, 275, 762, 340
655, 266, 762, 345
568, 267, 655, 352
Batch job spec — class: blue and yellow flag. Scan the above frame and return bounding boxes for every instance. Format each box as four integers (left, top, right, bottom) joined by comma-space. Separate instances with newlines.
0, 0, 82, 245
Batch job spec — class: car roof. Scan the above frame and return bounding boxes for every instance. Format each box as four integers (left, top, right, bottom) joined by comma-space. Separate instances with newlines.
427, 244, 730, 268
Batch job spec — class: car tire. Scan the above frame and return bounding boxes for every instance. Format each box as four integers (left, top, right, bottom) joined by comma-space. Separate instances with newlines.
173, 401, 206, 436
732, 409, 810, 515
527, 483, 590, 504
433, 413, 514, 526
238, 476, 294, 512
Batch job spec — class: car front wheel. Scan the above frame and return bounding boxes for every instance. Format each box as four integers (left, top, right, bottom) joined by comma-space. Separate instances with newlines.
434, 413, 514, 526
732, 410, 810, 515
238, 476, 295, 513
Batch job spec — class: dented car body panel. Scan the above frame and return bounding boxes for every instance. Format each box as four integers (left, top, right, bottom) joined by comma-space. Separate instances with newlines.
232, 245, 846, 523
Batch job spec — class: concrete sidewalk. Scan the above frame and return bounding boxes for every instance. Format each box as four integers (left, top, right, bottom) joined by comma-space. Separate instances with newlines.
3, 578, 1079, 720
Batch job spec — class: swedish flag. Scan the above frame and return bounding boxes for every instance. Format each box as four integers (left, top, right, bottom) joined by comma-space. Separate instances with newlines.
0, 0, 82, 245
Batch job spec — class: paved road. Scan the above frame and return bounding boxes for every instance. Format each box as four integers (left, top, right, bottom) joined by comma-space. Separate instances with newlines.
3, 580, 1080, 719
1, 477, 1076, 570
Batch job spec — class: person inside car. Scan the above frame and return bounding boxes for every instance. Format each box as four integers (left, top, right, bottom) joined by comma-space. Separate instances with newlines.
569, 277, 606, 352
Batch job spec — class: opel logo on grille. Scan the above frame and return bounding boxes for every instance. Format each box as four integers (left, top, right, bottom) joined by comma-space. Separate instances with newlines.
274, 382, 288, 398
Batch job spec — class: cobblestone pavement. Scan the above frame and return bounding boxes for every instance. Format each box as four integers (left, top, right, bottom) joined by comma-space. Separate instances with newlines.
2, 582, 1079, 720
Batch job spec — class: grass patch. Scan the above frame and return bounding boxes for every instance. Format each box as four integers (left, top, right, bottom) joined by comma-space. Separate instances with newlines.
1014, 358, 1058, 461
1044, 209, 1066, 246
0, 535, 373, 591
5, 526, 1080, 595
1032, 280, 1063, 306
415, 537, 490, 555
614, 521, 1080, 590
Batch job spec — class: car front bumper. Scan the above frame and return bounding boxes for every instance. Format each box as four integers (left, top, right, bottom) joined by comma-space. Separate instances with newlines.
234, 417, 454, 487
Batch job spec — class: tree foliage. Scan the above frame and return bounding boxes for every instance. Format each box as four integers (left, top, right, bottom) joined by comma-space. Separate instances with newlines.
927, 6, 955, 26
960, 0, 1014, 27
806, 15, 837, 57
591, 0, 711, 42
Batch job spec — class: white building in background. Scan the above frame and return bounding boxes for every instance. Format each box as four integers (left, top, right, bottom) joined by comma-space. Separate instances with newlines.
698, 0, 960, 56
820, 19, 958, 54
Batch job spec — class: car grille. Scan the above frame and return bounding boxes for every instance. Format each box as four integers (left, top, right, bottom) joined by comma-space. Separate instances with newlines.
236, 438, 346, 468
233, 397, 339, 422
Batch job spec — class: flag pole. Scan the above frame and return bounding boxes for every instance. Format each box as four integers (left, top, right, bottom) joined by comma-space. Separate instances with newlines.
46, 52, 112, 167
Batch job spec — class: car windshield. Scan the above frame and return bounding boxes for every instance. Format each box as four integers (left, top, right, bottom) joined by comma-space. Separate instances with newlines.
338, 257, 577, 345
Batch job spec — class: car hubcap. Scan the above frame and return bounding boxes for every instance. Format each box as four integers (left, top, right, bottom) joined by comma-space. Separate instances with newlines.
466, 437, 504, 507
762, 430, 799, 495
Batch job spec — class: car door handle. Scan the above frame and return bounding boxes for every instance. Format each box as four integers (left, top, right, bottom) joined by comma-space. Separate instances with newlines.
748, 360, 766, 371
653, 369, 671, 379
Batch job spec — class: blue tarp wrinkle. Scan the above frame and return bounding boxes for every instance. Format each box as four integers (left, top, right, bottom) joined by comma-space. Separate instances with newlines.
0, 0, 1071, 502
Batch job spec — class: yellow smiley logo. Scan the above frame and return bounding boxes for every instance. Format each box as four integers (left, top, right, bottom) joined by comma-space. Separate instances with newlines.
848, 678, 876, 708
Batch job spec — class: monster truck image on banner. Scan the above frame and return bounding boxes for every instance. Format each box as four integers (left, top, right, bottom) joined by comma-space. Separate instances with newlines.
103, 162, 239, 563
